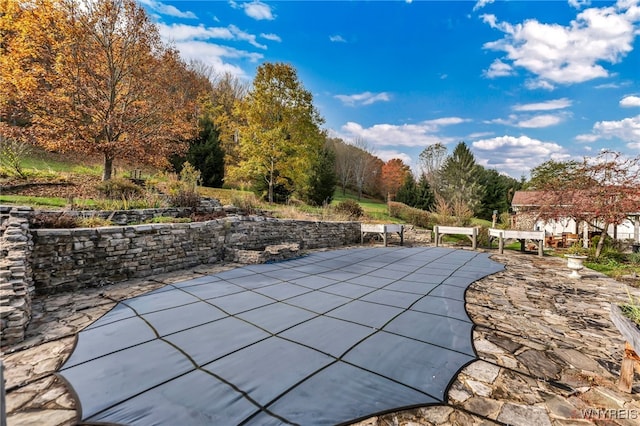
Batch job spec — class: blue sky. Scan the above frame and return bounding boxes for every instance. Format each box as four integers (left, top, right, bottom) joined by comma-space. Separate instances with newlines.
138, 0, 640, 178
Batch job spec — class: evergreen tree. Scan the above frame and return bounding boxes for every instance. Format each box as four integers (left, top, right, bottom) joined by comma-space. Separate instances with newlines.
440, 141, 484, 214
302, 145, 337, 206
395, 173, 418, 206
415, 173, 435, 211
476, 167, 521, 220
172, 114, 225, 187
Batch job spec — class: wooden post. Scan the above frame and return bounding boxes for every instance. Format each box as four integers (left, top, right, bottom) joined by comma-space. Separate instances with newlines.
434, 226, 440, 247
471, 227, 477, 250
538, 239, 543, 257
498, 234, 504, 254
618, 341, 640, 393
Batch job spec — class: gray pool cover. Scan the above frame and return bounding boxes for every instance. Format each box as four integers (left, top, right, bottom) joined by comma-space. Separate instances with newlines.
58, 246, 504, 425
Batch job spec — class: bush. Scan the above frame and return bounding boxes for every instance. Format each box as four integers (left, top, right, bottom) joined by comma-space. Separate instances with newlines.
0, 137, 30, 178
77, 216, 114, 228
166, 162, 201, 208
31, 213, 77, 229
333, 199, 364, 220
477, 226, 490, 248
169, 190, 200, 208
97, 178, 142, 200
388, 201, 432, 228
230, 192, 259, 214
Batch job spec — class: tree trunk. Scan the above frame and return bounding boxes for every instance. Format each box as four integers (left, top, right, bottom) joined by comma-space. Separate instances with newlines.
102, 154, 114, 181
595, 224, 609, 259
268, 162, 274, 204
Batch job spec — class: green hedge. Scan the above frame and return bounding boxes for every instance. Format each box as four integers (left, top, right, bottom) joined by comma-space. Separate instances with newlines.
388, 201, 432, 228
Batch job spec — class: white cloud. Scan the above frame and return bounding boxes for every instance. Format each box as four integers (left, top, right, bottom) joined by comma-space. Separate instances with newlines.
484, 59, 514, 78
260, 33, 282, 42
518, 115, 563, 128
472, 135, 569, 176
596, 82, 624, 89
167, 40, 262, 79
336, 117, 468, 148
242, 1, 274, 20
513, 98, 572, 111
334, 92, 391, 106
468, 131, 495, 138
482, 1, 640, 86
569, 0, 591, 10
473, 0, 495, 12
375, 149, 413, 166
329, 35, 347, 43
576, 114, 640, 149
157, 23, 266, 49
620, 95, 640, 107
139, 0, 197, 19
486, 112, 566, 128
525, 79, 555, 91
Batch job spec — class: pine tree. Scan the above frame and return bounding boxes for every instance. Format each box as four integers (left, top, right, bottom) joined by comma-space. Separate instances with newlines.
440, 141, 484, 214
303, 145, 337, 206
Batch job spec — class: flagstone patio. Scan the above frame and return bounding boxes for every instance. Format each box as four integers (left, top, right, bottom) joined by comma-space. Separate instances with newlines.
4, 246, 640, 425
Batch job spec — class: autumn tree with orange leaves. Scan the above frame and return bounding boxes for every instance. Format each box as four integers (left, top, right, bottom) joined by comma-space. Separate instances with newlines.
381, 158, 410, 200
532, 151, 640, 258
0, 0, 207, 180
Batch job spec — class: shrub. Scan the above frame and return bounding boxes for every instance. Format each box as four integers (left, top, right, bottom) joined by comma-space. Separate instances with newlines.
169, 190, 200, 208
97, 178, 142, 200
31, 213, 78, 229
77, 216, 114, 228
230, 192, 259, 214
0, 137, 30, 178
388, 201, 432, 228
477, 226, 490, 248
166, 162, 201, 208
333, 199, 364, 220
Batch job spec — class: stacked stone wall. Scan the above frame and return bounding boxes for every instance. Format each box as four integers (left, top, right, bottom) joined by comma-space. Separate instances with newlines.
34, 203, 222, 226
0, 207, 34, 347
31, 216, 361, 294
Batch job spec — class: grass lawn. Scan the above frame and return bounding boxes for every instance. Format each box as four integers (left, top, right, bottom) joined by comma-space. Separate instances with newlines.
332, 191, 398, 223
0, 195, 69, 208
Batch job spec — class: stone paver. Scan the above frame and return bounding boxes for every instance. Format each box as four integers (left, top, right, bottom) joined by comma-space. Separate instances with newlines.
3, 248, 640, 425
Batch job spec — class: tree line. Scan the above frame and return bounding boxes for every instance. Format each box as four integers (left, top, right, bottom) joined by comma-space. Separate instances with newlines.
1, 0, 521, 216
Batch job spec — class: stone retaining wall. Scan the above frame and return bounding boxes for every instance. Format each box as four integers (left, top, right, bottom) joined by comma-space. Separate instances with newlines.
34, 201, 222, 226
0, 207, 35, 347
0, 207, 361, 346
30, 216, 361, 294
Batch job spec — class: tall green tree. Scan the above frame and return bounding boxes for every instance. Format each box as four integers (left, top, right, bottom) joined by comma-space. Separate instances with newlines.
440, 141, 484, 214
230, 62, 325, 203
395, 173, 418, 207
302, 143, 337, 206
172, 113, 225, 187
415, 173, 435, 211
476, 168, 521, 220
